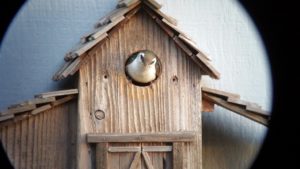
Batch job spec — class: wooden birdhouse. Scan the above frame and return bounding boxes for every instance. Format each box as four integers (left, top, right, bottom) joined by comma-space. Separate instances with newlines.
0, 0, 270, 169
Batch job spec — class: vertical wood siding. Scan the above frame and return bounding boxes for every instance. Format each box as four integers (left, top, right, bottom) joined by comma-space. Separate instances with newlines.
78, 11, 202, 169
0, 100, 77, 169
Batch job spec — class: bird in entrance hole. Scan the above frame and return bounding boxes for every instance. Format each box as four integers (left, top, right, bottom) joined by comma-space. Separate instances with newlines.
125, 50, 160, 85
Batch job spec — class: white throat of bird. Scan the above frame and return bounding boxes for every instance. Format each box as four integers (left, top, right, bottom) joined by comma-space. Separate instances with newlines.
126, 52, 157, 83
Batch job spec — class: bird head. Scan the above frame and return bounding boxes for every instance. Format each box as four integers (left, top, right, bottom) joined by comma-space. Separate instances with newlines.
138, 52, 157, 66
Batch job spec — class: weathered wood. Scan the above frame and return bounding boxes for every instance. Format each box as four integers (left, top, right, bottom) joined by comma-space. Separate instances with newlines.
31, 104, 52, 115
246, 106, 268, 116
0, 114, 14, 122
141, 151, 154, 169
61, 53, 88, 78
129, 152, 141, 169
107, 5, 142, 36
53, 61, 73, 80
173, 36, 193, 56
108, 146, 141, 152
154, 18, 176, 37
203, 93, 269, 126
94, 0, 141, 29
0, 104, 36, 116
145, 0, 162, 9
51, 95, 77, 107
202, 87, 240, 100
202, 98, 215, 112
8, 97, 56, 109
91, 18, 124, 40
142, 146, 172, 152
96, 143, 108, 169
196, 53, 220, 79
173, 142, 185, 169
78, 11, 203, 169
35, 89, 78, 98
162, 18, 191, 40
93, 8, 124, 29
118, 0, 140, 8
0, 103, 74, 169
227, 97, 261, 108
178, 34, 198, 53
87, 131, 196, 143
64, 52, 77, 61
77, 33, 108, 56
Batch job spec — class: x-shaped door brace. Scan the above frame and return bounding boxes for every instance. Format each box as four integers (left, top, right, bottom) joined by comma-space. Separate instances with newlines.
108, 146, 172, 169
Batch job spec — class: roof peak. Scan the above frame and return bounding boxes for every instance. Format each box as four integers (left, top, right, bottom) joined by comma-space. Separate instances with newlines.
53, 0, 220, 81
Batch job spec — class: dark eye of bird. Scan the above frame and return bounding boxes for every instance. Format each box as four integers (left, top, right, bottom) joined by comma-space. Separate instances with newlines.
141, 55, 145, 62
151, 60, 155, 64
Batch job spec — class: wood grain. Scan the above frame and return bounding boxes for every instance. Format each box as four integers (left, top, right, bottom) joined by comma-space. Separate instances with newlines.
35, 89, 78, 98
203, 94, 269, 126
0, 100, 76, 169
79, 11, 202, 169
87, 131, 196, 143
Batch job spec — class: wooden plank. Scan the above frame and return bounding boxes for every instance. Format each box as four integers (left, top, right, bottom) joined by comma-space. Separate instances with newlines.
118, 0, 140, 8
142, 152, 155, 169
77, 33, 108, 56
94, 9, 120, 29
60, 53, 89, 78
202, 98, 215, 112
143, 0, 177, 25
145, 0, 162, 9
94, 0, 141, 29
91, 17, 124, 40
96, 143, 108, 169
52, 61, 73, 80
0, 114, 14, 122
142, 146, 172, 152
227, 97, 261, 108
87, 131, 196, 143
35, 89, 78, 98
178, 34, 211, 61
203, 93, 270, 126
202, 87, 240, 100
173, 36, 193, 56
246, 106, 268, 116
31, 104, 52, 115
129, 152, 141, 169
108, 146, 141, 152
0, 104, 36, 116
173, 142, 185, 169
8, 97, 56, 109
107, 5, 141, 36
78, 11, 203, 169
64, 52, 77, 61
154, 18, 175, 37
162, 18, 191, 39
51, 95, 77, 107
178, 34, 199, 52
196, 53, 220, 79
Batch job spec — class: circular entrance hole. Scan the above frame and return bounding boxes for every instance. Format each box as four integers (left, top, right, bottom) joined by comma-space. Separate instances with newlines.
125, 50, 162, 87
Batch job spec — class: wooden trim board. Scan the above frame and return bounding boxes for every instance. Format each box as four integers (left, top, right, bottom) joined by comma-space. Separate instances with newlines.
87, 131, 196, 143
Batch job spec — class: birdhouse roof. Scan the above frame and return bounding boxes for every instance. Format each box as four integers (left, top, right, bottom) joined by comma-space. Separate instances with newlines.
201, 87, 270, 126
0, 89, 78, 127
53, 0, 220, 81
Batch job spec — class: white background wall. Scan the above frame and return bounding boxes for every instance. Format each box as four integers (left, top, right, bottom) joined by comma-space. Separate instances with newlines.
0, 0, 272, 169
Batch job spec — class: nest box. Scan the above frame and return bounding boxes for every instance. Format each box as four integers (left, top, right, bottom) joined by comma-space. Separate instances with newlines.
0, 0, 268, 169
59, 1, 219, 168
0, 0, 269, 169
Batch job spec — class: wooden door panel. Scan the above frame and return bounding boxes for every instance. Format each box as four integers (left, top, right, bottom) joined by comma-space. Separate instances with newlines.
100, 142, 172, 169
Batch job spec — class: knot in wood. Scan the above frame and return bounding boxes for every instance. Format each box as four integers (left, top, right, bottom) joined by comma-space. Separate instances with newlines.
94, 110, 105, 120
